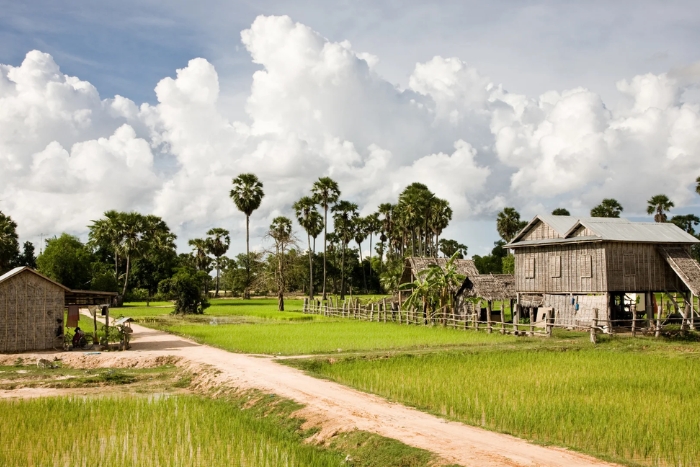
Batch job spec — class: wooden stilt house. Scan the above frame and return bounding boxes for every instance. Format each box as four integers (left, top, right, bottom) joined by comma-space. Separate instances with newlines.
506, 215, 700, 329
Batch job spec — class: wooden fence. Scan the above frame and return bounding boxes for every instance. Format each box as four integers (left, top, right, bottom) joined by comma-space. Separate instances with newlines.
302, 297, 698, 344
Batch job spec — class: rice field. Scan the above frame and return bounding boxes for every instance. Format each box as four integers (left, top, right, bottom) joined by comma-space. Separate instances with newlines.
298, 348, 700, 466
114, 298, 307, 320
0, 395, 343, 467
163, 320, 513, 355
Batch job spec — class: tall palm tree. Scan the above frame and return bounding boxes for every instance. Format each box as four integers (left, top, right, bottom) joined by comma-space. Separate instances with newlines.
188, 238, 210, 272
331, 200, 358, 299
647, 194, 674, 222
496, 207, 527, 244
293, 196, 323, 299
206, 228, 230, 297
0, 211, 19, 274
430, 198, 452, 257
311, 177, 340, 300
353, 215, 369, 293
268, 216, 293, 311
364, 212, 380, 280
377, 203, 394, 260
590, 199, 623, 218
552, 208, 570, 216
230, 173, 265, 299
88, 210, 125, 279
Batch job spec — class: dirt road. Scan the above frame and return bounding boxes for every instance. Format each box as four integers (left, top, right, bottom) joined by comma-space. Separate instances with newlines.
1, 322, 616, 467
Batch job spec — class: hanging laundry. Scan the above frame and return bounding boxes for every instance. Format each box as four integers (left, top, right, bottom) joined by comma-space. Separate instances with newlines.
66, 305, 80, 328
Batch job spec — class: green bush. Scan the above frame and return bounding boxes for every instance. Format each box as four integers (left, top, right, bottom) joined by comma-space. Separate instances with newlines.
158, 268, 210, 314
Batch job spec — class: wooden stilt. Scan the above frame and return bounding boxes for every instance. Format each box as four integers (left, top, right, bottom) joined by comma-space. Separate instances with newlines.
631, 304, 637, 337
487, 300, 492, 334
590, 308, 598, 344
499, 301, 505, 334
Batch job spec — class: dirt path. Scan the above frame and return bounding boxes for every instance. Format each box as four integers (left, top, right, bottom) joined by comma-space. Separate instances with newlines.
2, 323, 617, 467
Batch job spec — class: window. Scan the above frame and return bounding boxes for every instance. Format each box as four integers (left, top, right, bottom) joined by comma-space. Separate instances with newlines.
525, 257, 535, 279
550, 255, 561, 278
623, 254, 635, 276
580, 255, 592, 278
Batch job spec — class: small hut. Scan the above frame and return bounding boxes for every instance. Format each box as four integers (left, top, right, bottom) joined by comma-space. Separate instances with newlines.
401, 257, 479, 285
0, 267, 119, 352
0, 267, 69, 352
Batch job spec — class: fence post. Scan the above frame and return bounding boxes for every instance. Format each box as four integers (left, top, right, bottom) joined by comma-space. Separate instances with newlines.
590, 308, 598, 344
513, 304, 519, 335
529, 308, 535, 336
631, 304, 637, 337
487, 301, 493, 334
655, 304, 662, 338
370, 304, 374, 322
546, 314, 553, 337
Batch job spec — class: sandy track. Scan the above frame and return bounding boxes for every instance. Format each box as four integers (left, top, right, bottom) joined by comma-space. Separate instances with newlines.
1, 323, 617, 467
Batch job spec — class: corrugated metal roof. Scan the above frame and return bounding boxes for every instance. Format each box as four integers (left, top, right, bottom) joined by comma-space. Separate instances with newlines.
511, 214, 628, 243
574, 220, 700, 243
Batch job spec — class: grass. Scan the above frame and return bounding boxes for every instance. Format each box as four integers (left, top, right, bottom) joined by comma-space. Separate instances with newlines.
161, 319, 514, 355
113, 298, 309, 320
0, 388, 444, 467
291, 344, 700, 466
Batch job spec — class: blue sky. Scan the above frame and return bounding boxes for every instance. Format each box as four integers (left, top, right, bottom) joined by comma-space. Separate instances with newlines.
1, 1, 699, 255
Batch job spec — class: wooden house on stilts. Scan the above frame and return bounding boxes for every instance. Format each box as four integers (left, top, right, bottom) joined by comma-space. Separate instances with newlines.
506, 215, 700, 330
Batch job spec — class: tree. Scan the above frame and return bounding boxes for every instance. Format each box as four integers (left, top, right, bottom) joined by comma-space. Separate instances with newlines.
590, 199, 623, 218
268, 216, 294, 311
188, 238, 211, 272
496, 207, 527, 244
552, 208, 570, 216
206, 228, 230, 297
472, 241, 508, 274
16, 241, 36, 268
364, 212, 381, 279
696, 176, 700, 196
311, 177, 341, 300
670, 214, 700, 235
230, 173, 265, 299
36, 234, 94, 289
430, 199, 453, 257
331, 200, 358, 299
0, 211, 19, 274
88, 210, 124, 281
352, 215, 369, 293
158, 268, 210, 314
647, 194, 674, 222
438, 239, 468, 259
293, 196, 323, 299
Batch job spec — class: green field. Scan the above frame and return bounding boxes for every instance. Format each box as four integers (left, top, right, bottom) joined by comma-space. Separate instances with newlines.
291, 346, 700, 466
162, 319, 513, 355
113, 298, 307, 320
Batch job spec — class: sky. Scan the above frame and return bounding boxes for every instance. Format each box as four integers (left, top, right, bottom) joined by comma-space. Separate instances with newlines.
1, 0, 700, 257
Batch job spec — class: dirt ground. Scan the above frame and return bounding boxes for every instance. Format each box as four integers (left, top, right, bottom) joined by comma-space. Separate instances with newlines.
0, 322, 618, 467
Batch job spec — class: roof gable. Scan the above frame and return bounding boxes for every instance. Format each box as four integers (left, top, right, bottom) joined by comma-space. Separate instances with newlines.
0, 267, 71, 291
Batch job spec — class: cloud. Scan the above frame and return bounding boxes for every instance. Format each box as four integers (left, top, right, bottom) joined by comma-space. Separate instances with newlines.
1, 15, 700, 255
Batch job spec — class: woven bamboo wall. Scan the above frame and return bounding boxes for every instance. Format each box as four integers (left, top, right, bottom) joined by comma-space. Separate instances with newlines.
0, 271, 65, 352
521, 222, 561, 241
515, 243, 607, 293
543, 293, 608, 326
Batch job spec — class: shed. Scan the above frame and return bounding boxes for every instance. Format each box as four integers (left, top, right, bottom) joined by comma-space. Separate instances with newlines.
0, 267, 120, 352
507, 215, 700, 327
0, 267, 69, 352
401, 257, 479, 285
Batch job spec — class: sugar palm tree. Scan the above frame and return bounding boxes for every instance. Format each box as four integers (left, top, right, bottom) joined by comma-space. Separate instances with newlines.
268, 216, 293, 311
353, 215, 369, 293
331, 200, 358, 299
188, 238, 211, 272
647, 194, 674, 222
696, 176, 700, 196
230, 173, 265, 299
364, 212, 380, 279
552, 208, 570, 216
206, 228, 230, 297
88, 210, 125, 279
430, 198, 452, 257
496, 207, 527, 244
671, 214, 700, 235
293, 196, 324, 299
311, 177, 340, 300
590, 199, 623, 218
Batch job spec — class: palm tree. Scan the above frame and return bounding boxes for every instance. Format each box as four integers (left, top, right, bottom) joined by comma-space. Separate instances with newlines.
353, 215, 369, 293
364, 212, 380, 280
88, 210, 125, 280
647, 194, 674, 222
696, 176, 700, 196
293, 196, 323, 299
188, 238, 211, 272
331, 200, 358, 299
0, 211, 19, 274
430, 198, 452, 257
230, 173, 265, 299
268, 216, 293, 311
311, 177, 340, 300
496, 207, 527, 244
590, 199, 623, 218
671, 214, 700, 235
206, 228, 230, 297
552, 208, 570, 216
377, 203, 394, 260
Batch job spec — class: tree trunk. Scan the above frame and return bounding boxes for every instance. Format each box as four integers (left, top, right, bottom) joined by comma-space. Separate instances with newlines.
121, 254, 131, 297
245, 215, 250, 299
369, 233, 373, 281
358, 241, 367, 294
340, 242, 347, 300
322, 204, 328, 300
215, 260, 220, 298
308, 233, 314, 299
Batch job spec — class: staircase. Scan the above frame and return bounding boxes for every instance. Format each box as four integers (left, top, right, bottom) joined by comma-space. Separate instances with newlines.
658, 246, 700, 296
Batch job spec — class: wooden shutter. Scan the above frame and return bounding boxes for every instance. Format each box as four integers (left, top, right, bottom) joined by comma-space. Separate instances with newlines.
550, 255, 561, 278
525, 257, 535, 279
580, 255, 592, 278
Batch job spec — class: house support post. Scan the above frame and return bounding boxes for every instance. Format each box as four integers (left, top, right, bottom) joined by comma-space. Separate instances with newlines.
655, 302, 662, 339
513, 304, 520, 336
682, 293, 690, 336
499, 301, 505, 334
631, 304, 637, 337
529, 307, 534, 336
606, 293, 613, 335
691, 294, 696, 331
590, 308, 598, 344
